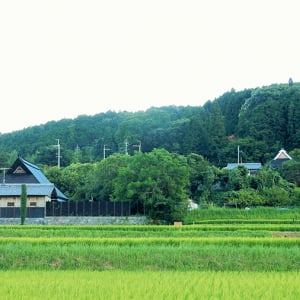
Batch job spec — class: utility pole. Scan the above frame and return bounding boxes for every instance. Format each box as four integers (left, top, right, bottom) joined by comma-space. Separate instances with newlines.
133, 140, 141, 153
237, 145, 240, 164
125, 139, 129, 155
75, 144, 80, 162
56, 139, 61, 168
0, 167, 10, 184
103, 145, 110, 159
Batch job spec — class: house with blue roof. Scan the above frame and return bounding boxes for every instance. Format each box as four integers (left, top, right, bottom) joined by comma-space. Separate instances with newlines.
0, 157, 67, 218
225, 162, 262, 175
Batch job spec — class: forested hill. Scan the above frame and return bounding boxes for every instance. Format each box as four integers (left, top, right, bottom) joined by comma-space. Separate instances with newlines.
0, 82, 299, 167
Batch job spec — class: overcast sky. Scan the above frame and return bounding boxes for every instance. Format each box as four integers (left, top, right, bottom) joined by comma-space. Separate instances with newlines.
1, 0, 299, 133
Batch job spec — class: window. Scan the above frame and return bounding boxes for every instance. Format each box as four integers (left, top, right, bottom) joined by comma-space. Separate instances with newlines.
30, 202, 37, 207
7, 202, 15, 207
13, 166, 26, 174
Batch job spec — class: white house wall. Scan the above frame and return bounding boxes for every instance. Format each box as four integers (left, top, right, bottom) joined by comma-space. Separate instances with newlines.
0, 196, 47, 208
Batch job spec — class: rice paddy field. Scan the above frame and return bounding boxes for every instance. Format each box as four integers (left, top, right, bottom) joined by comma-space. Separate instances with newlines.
0, 207, 300, 299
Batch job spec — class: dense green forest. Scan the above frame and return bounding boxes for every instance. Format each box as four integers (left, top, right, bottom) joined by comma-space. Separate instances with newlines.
1, 82, 300, 166
0, 82, 300, 221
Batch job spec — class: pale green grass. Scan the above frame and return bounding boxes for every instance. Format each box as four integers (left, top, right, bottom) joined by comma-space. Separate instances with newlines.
0, 270, 299, 300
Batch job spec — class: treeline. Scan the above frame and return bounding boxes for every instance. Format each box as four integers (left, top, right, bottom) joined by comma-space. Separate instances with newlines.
43, 149, 300, 223
0, 82, 300, 169
0, 82, 300, 221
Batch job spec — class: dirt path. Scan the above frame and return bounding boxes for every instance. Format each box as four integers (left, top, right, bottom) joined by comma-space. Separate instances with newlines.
272, 231, 300, 238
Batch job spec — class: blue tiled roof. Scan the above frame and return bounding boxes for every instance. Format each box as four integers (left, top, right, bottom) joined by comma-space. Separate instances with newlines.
0, 184, 54, 196
19, 158, 51, 184
10, 157, 68, 201
4, 158, 68, 201
54, 187, 68, 201
226, 163, 262, 170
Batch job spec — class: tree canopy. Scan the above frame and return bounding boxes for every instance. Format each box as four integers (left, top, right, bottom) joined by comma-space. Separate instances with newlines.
0, 83, 300, 168
1, 82, 300, 221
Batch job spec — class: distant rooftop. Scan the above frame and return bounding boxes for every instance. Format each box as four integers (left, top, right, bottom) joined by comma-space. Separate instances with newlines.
270, 149, 293, 168
226, 163, 262, 170
273, 149, 292, 160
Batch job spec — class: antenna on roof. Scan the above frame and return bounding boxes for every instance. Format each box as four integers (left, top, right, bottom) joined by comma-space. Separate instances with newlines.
0, 167, 10, 184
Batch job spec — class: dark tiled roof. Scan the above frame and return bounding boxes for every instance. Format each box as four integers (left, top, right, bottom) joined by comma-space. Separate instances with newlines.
5, 174, 38, 184
270, 159, 290, 168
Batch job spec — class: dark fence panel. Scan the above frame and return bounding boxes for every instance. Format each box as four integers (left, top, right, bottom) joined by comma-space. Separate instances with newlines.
26, 208, 45, 218
0, 207, 20, 218
0, 207, 44, 218
0, 201, 131, 218
46, 200, 131, 217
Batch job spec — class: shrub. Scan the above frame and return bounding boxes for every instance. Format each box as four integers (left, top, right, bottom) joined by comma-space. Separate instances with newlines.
20, 184, 27, 225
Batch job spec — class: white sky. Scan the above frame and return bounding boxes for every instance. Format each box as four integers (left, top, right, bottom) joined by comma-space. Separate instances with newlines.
1, 0, 299, 133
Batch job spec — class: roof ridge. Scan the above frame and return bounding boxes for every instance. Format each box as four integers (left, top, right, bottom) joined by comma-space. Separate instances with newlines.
19, 157, 40, 170
274, 149, 292, 160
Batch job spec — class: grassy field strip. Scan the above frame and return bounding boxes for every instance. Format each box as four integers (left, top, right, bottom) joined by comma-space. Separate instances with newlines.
0, 224, 299, 240
1, 224, 300, 230
0, 236, 300, 246
0, 270, 299, 299
0, 236, 299, 271
184, 207, 300, 224
191, 219, 300, 224
0, 222, 299, 272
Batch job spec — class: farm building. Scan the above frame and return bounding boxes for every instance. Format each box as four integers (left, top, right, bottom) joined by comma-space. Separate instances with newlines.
0, 157, 67, 218
225, 163, 262, 175
270, 148, 293, 168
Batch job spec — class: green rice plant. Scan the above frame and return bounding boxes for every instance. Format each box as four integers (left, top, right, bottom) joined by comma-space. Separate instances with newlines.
185, 206, 300, 224
0, 224, 299, 239
0, 236, 300, 246
0, 227, 273, 238
0, 236, 299, 271
0, 270, 299, 299
0, 222, 299, 272
0, 223, 298, 252
189, 219, 300, 224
